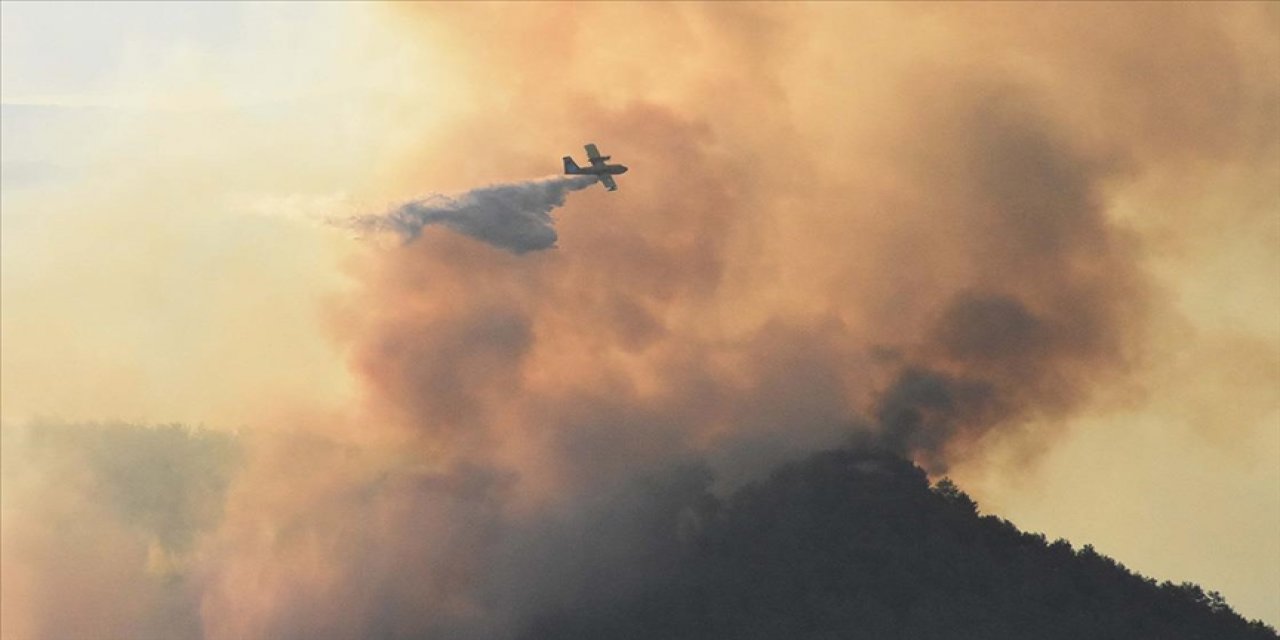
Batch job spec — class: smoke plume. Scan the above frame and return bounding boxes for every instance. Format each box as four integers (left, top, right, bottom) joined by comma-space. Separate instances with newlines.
351, 175, 599, 253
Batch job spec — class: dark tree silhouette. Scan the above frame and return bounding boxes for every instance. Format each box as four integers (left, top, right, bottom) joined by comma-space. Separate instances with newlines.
521, 448, 1278, 640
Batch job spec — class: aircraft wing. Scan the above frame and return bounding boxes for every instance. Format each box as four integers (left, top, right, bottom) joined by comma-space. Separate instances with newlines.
599, 174, 618, 191
585, 143, 603, 160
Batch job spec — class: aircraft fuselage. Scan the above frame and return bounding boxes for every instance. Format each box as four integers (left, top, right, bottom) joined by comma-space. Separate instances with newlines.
566, 162, 628, 176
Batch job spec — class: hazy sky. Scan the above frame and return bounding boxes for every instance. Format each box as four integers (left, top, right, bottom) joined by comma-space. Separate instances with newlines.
2, 2, 1277, 637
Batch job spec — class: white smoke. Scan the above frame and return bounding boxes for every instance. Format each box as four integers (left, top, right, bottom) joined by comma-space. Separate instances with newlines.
351, 175, 599, 253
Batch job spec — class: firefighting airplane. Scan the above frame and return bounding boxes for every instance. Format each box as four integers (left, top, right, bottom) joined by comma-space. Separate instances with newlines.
562, 143, 628, 191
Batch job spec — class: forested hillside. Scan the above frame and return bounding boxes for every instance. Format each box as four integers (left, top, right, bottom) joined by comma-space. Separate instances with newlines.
522, 449, 1278, 640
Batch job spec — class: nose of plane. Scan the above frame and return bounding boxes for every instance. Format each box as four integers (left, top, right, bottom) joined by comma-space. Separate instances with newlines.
619, 166, 629, 174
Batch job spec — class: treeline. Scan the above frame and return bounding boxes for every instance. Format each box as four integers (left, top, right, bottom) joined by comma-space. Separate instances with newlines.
522, 449, 1278, 640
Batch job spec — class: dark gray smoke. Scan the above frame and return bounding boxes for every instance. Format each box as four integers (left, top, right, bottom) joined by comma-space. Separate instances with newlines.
863, 86, 1146, 472
353, 175, 599, 253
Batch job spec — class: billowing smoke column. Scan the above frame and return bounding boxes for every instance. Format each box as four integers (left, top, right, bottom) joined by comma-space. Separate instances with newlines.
865, 91, 1143, 471
352, 175, 599, 253
251, 82, 1151, 637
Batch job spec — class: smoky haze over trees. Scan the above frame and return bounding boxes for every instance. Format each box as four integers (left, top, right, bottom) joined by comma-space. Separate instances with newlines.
0, 423, 241, 639
4, 424, 1274, 639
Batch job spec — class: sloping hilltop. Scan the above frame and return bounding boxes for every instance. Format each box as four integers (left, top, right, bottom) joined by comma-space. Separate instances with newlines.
521, 449, 1278, 640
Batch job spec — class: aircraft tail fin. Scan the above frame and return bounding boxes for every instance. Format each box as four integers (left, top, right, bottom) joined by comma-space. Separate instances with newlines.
563, 156, 582, 174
